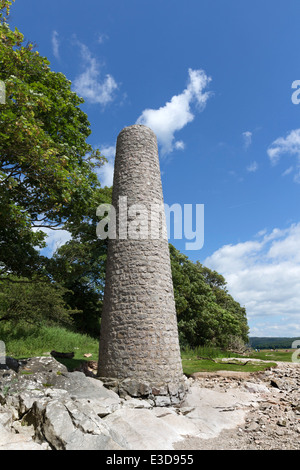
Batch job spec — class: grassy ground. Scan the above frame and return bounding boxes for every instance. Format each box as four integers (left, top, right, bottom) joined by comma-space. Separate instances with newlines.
0, 323, 295, 374
181, 346, 277, 375
249, 349, 296, 363
182, 358, 277, 375
0, 323, 99, 370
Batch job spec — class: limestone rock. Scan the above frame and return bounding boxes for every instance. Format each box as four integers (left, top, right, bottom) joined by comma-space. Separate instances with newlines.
0, 356, 128, 450
103, 408, 200, 450
1, 355, 300, 450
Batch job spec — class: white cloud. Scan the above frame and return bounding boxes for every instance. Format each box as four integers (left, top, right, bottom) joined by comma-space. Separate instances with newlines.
242, 131, 252, 149
51, 30, 60, 59
34, 227, 72, 257
97, 145, 115, 187
267, 129, 300, 183
246, 161, 258, 173
175, 140, 185, 150
255, 228, 267, 238
100, 163, 114, 187
204, 223, 300, 336
73, 41, 118, 105
267, 129, 300, 164
136, 68, 211, 155
282, 166, 294, 177
97, 33, 109, 44
101, 145, 115, 159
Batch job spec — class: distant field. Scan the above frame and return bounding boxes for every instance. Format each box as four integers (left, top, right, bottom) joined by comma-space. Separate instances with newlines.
181, 346, 297, 375
181, 346, 277, 375
181, 357, 277, 375
249, 349, 297, 363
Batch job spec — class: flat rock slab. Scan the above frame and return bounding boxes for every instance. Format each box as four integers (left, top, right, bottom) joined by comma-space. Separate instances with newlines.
103, 384, 263, 449
178, 385, 262, 440
104, 407, 201, 450
0, 425, 47, 450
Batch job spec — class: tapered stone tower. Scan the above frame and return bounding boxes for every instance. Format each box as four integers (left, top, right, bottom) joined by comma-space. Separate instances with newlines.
98, 125, 187, 405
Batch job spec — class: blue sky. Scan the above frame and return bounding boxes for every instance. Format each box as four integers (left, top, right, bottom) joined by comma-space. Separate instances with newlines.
10, 0, 300, 337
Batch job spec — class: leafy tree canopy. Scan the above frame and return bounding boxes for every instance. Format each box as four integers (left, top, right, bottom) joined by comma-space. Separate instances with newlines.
0, 275, 80, 326
0, 0, 106, 277
49, 187, 112, 336
169, 244, 249, 348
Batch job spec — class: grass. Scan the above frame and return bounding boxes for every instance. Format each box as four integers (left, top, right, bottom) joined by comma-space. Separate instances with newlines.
181, 345, 239, 360
0, 322, 99, 370
182, 357, 277, 375
248, 349, 296, 363
0, 323, 295, 374
181, 345, 278, 375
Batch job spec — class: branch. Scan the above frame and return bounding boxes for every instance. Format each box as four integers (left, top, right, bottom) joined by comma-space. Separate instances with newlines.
220, 360, 251, 366
197, 356, 218, 363
0, 170, 22, 185
0, 277, 49, 284
31, 224, 65, 230
0, 315, 11, 322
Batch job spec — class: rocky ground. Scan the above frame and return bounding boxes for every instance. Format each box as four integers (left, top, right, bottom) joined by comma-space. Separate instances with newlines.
0, 356, 299, 450
176, 361, 300, 450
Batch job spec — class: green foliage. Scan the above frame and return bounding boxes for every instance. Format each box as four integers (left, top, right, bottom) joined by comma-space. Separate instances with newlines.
250, 337, 300, 350
49, 187, 112, 336
0, 3, 105, 277
0, 0, 14, 18
0, 276, 79, 326
181, 345, 236, 360
169, 244, 249, 349
0, 202, 47, 277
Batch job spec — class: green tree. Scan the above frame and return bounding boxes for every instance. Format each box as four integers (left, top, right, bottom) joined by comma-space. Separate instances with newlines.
0, 276, 80, 326
49, 187, 112, 336
198, 261, 249, 345
0, 0, 105, 278
169, 244, 249, 348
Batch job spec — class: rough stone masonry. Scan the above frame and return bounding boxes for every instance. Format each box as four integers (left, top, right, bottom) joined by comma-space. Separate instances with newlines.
98, 125, 187, 405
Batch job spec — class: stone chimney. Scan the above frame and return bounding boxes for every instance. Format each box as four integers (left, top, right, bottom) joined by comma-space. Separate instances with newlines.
97, 125, 187, 405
